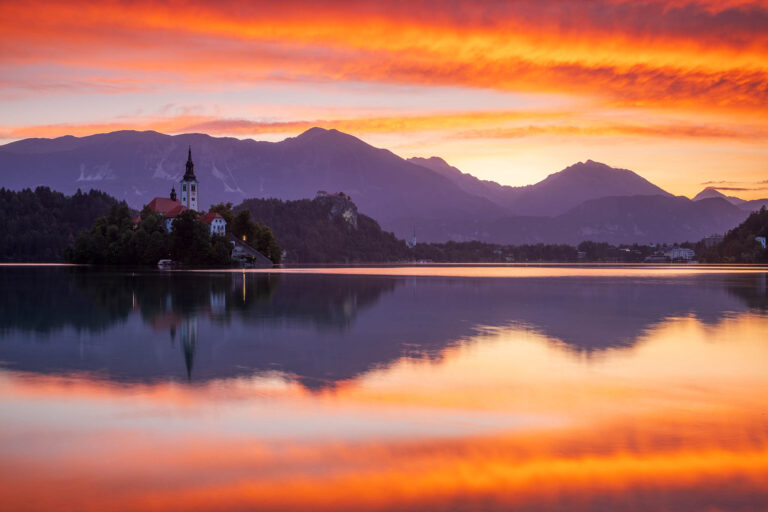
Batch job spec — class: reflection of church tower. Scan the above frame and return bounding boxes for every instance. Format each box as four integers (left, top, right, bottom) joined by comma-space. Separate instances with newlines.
180, 146, 199, 211
180, 316, 198, 380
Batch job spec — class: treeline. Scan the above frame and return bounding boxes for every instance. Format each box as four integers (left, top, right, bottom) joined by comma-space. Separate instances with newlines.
65, 204, 232, 266
0, 187, 119, 261
236, 197, 408, 263
411, 241, 577, 262
698, 207, 768, 263
410, 241, 662, 263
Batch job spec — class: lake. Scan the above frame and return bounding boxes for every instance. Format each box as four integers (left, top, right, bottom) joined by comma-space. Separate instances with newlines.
1, 265, 767, 511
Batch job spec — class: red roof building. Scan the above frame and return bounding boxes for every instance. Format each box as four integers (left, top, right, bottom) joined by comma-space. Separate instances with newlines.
147, 197, 184, 215
164, 203, 189, 219
199, 212, 226, 236
138, 154, 227, 237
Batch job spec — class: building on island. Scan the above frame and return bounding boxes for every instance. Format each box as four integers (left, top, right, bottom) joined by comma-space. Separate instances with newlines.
199, 212, 226, 236
180, 146, 199, 211
145, 196, 189, 231
140, 147, 227, 237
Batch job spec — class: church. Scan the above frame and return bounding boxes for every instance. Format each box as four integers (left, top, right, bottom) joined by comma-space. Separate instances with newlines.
141, 147, 226, 236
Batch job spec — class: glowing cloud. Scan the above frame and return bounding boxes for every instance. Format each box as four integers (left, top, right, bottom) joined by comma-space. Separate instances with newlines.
1, 0, 767, 194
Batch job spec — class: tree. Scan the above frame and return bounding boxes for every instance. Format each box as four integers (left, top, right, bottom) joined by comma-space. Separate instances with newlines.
229, 208, 282, 263
169, 210, 210, 265
231, 210, 259, 243
209, 234, 233, 266
703, 206, 768, 263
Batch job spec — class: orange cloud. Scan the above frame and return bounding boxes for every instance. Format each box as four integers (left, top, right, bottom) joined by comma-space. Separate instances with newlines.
1, 0, 768, 114
456, 122, 768, 141
3, 111, 762, 143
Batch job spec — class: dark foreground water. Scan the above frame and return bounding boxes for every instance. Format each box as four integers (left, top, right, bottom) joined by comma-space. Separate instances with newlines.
0, 265, 767, 511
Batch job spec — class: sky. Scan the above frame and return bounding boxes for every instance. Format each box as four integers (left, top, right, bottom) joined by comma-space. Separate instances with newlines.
1, 0, 767, 198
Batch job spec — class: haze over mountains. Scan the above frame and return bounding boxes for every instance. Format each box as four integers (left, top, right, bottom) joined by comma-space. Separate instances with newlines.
1, 128, 765, 244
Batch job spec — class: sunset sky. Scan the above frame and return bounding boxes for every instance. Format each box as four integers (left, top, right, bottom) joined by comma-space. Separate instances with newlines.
1, 0, 767, 198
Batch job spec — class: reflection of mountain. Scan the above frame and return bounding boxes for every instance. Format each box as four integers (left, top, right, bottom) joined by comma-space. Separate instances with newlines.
0, 267, 766, 387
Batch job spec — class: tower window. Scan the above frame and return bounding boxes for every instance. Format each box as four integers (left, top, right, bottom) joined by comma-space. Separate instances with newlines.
182, 184, 186, 191
191, 185, 196, 192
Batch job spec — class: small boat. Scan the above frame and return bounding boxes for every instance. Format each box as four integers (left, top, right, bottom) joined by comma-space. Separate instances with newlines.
157, 259, 178, 270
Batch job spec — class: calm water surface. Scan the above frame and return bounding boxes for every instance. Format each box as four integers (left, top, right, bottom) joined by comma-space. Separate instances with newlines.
1, 265, 767, 511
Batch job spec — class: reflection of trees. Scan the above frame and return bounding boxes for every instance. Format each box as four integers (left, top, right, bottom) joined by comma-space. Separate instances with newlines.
240, 274, 398, 330
0, 267, 399, 336
0, 268, 281, 335
725, 273, 768, 311
0, 267, 133, 334
1, 267, 766, 388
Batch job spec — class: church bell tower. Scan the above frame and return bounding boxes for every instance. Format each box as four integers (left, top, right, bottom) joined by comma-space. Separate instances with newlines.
180, 146, 199, 211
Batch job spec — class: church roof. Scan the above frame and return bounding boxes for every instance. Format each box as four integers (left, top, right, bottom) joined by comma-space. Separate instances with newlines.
164, 204, 188, 219
199, 212, 224, 224
147, 197, 183, 214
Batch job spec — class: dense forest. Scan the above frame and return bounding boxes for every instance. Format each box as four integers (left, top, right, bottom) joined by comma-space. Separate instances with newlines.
65, 204, 233, 266
236, 197, 409, 263
698, 207, 768, 263
0, 187, 120, 262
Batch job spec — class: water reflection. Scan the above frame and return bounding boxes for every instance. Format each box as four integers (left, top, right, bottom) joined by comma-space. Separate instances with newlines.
0, 266, 767, 511
0, 266, 766, 386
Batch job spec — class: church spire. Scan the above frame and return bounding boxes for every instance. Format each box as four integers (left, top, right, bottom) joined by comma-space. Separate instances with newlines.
182, 145, 196, 181
179, 145, 199, 211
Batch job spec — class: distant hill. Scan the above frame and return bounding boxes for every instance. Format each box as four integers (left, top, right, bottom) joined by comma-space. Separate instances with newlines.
410, 157, 671, 216
408, 156, 522, 209
0, 128, 753, 244
739, 198, 768, 212
693, 187, 746, 205
506, 160, 672, 216
700, 206, 768, 263
693, 186, 768, 213
484, 195, 749, 245
235, 193, 408, 263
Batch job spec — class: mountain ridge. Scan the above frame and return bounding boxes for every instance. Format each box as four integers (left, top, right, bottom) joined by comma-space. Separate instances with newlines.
0, 128, 758, 243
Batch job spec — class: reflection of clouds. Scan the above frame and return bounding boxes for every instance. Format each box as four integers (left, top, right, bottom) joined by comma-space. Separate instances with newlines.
1, 313, 767, 511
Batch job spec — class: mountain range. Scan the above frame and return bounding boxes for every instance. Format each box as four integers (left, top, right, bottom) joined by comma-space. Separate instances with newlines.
1, 128, 765, 244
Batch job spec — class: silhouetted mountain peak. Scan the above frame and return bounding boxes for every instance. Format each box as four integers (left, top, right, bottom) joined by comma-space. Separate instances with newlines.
291, 127, 365, 147
693, 187, 746, 205
421, 156, 449, 166
554, 159, 635, 178
538, 159, 670, 194
694, 186, 726, 199
409, 156, 462, 177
